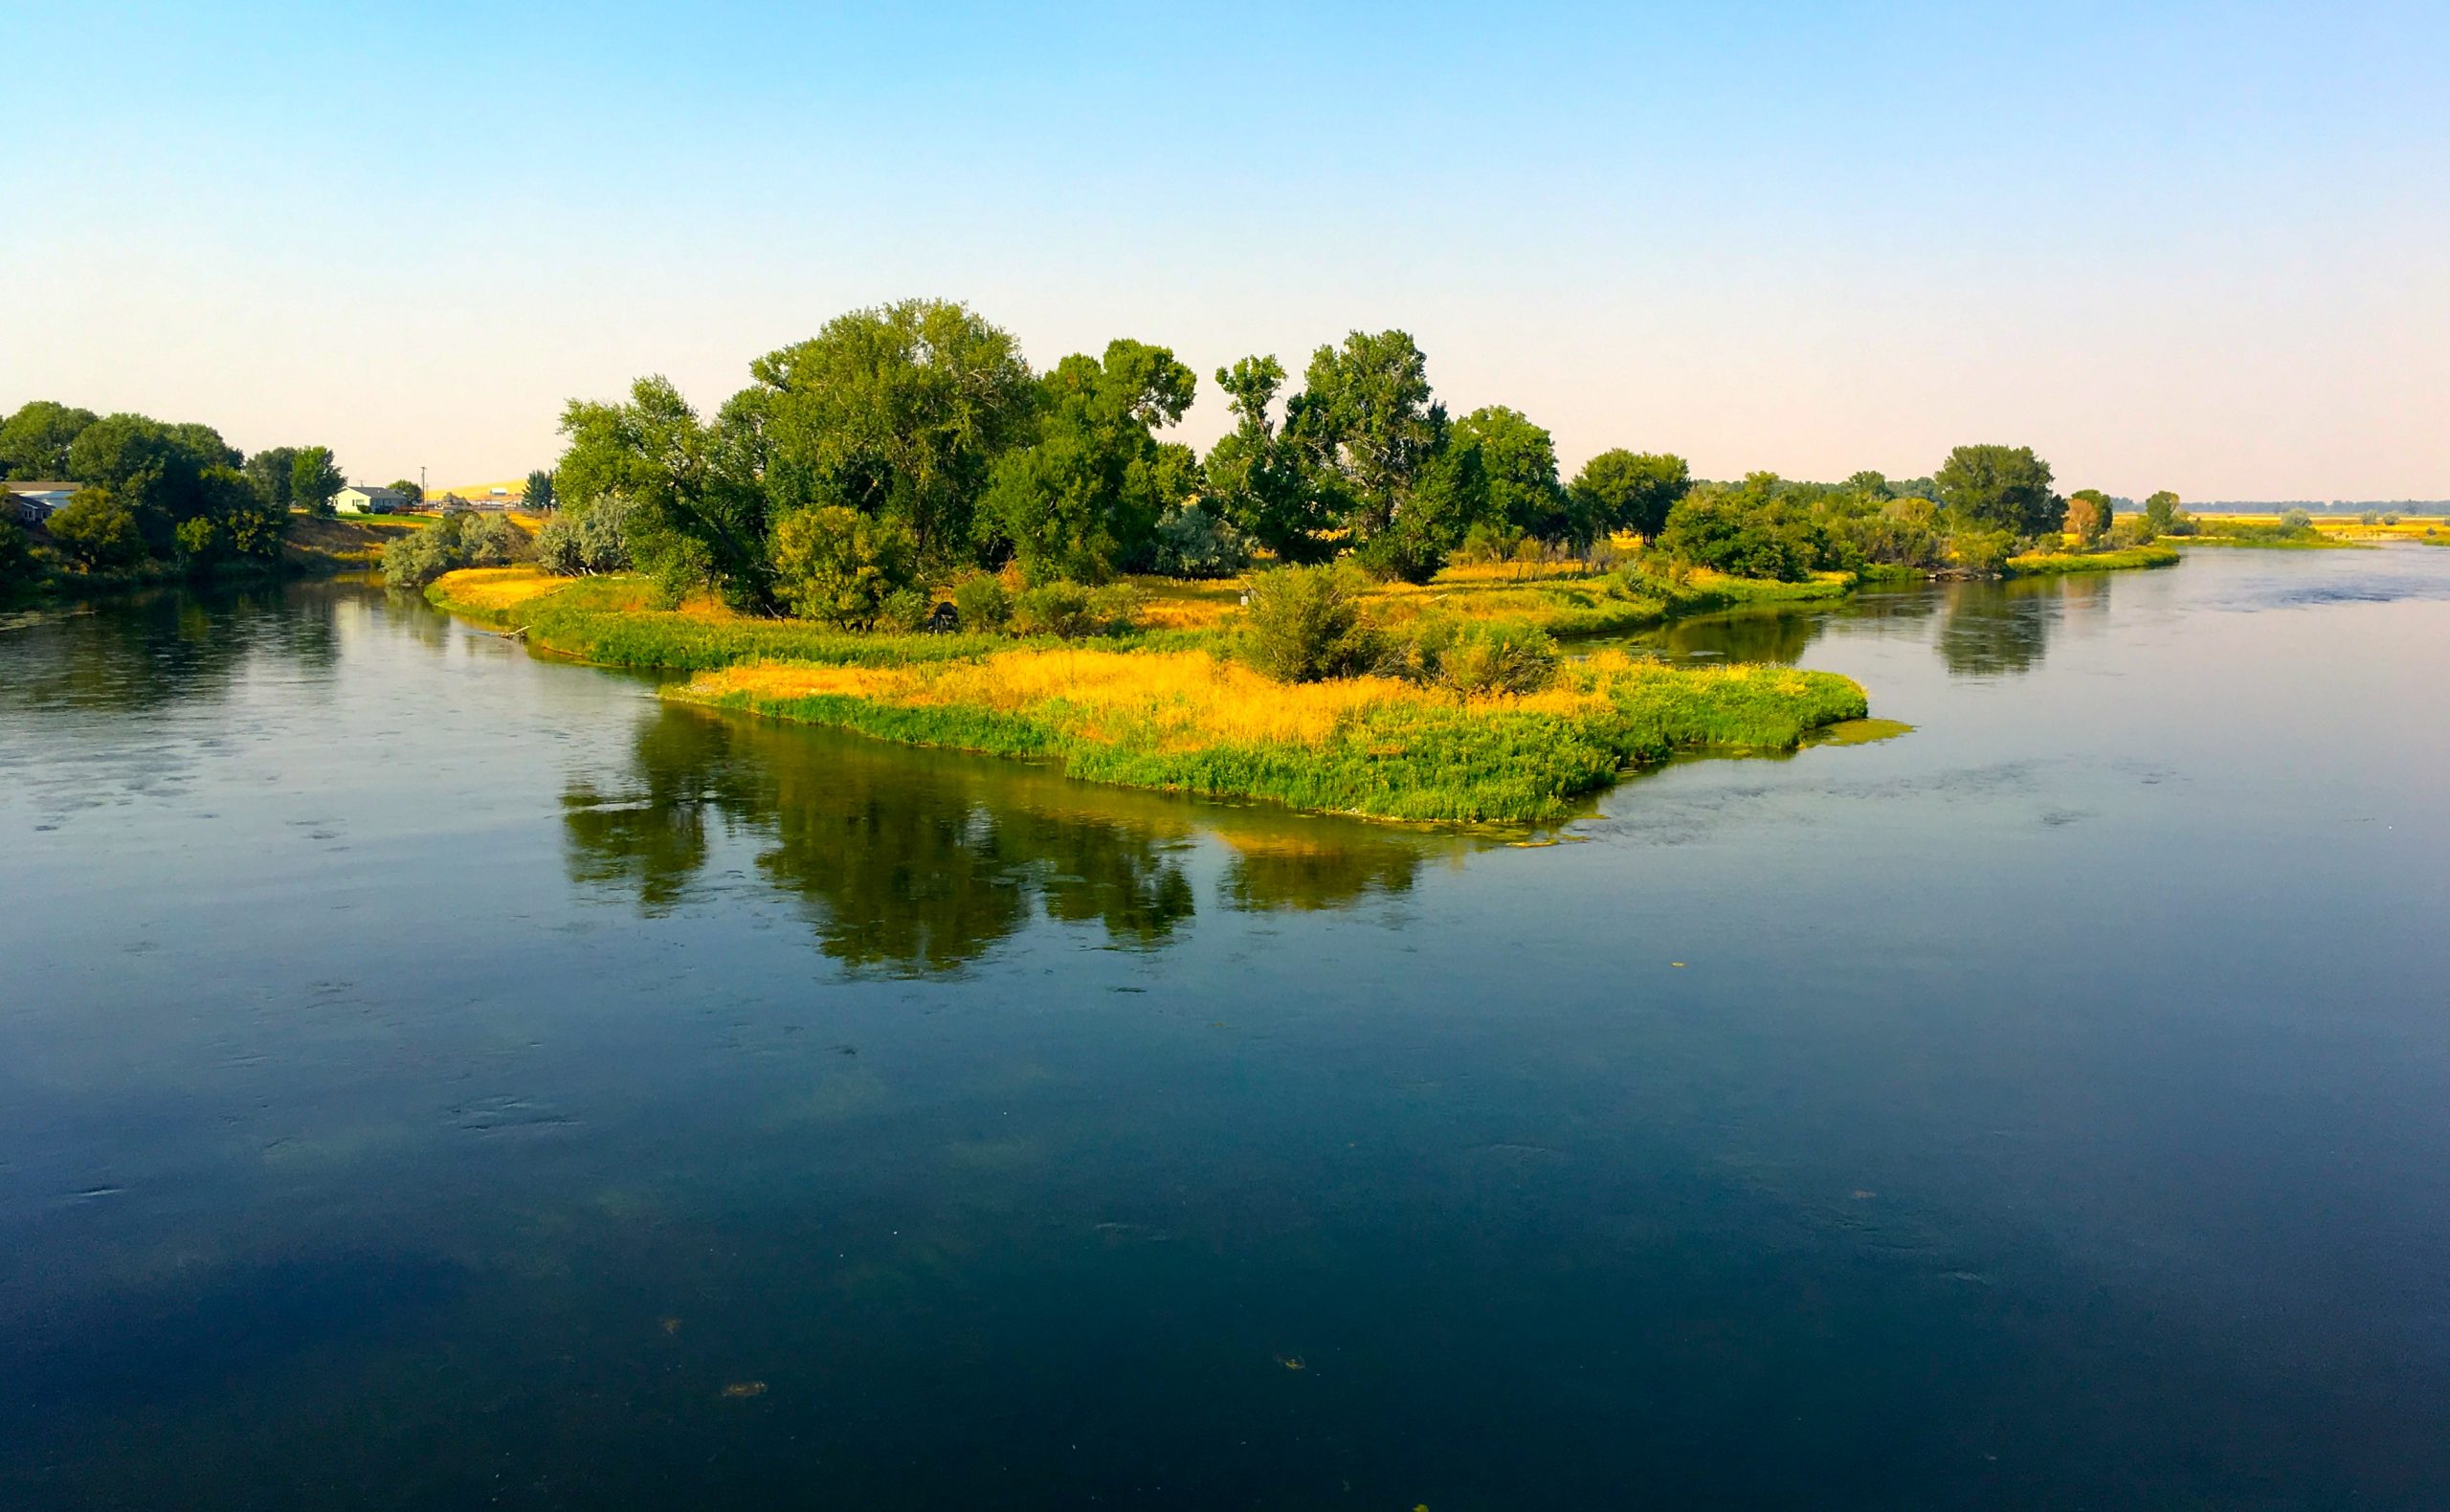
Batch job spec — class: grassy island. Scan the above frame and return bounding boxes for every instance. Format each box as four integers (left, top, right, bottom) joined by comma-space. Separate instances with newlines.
427, 567, 1865, 823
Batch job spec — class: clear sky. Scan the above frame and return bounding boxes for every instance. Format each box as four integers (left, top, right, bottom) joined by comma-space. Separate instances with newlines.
6, 1, 2445, 499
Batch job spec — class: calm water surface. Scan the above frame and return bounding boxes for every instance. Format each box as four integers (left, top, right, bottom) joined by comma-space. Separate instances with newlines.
4, 549, 2448, 1509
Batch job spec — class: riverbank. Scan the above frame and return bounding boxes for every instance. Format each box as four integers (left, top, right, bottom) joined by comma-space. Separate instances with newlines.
2008, 544, 2182, 574
426, 567, 1867, 822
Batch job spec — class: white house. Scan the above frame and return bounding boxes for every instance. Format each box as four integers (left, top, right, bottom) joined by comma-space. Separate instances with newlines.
335, 485, 411, 515
5, 480, 80, 524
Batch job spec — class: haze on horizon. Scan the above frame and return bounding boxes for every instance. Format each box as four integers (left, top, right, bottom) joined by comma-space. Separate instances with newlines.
6, 0, 2445, 501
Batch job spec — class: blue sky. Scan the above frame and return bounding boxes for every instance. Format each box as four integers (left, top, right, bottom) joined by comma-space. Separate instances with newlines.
6, 1, 2444, 497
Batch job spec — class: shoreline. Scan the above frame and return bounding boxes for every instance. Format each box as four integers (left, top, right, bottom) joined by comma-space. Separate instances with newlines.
424, 567, 1874, 824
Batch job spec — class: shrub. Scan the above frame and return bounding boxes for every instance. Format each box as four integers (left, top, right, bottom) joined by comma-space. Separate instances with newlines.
537, 496, 635, 576
770, 505, 917, 628
1431, 621, 1561, 696
1241, 565, 1379, 681
1351, 522, 1448, 585
1944, 526, 2016, 575
951, 571, 1013, 632
1086, 581, 1144, 634
46, 490, 147, 570
1012, 580, 1096, 637
459, 513, 523, 567
2382, 512, 2401, 525
2280, 508, 2312, 531
877, 586, 932, 634
1143, 502, 1251, 579
382, 519, 463, 587
1656, 490, 1814, 581
0, 522, 40, 596
1455, 520, 1526, 566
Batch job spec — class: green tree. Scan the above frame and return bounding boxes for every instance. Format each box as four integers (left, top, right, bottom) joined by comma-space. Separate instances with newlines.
523, 469, 555, 512
0, 401, 98, 479
289, 447, 345, 515
45, 488, 147, 570
66, 413, 236, 554
388, 478, 424, 508
1203, 355, 1330, 562
769, 504, 917, 627
1656, 474, 1816, 581
557, 375, 768, 607
746, 298, 1036, 567
1285, 329, 1446, 538
1569, 449, 1690, 542
2143, 490, 2180, 532
1935, 444, 2060, 536
1452, 406, 1567, 542
246, 446, 298, 509
975, 338, 1198, 582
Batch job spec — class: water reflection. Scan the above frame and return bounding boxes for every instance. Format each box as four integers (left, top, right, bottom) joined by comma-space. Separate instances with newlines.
565, 704, 1466, 972
0, 584, 340, 715
1631, 574, 2112, 682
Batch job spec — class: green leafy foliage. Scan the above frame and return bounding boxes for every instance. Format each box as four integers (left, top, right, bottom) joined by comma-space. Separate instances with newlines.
1569, 450, 1690, 541
1936, 444, 2061, 536
289, 446, 345, 515
950, 571, 1013, 631
0, 400, 98, 479
976, 338, 1198, 582
47, 489, 148, 570
1203, 355, 1329, 562
1240, 565, 1379, 681
770, 505, 919, 628
536, 496, 635, 576
1143, 501, 1251, 579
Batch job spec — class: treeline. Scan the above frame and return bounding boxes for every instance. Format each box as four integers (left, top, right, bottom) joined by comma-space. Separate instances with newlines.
0, 399, 361, 584
547, 299, 1692, 622
1652, 463, 2191, 581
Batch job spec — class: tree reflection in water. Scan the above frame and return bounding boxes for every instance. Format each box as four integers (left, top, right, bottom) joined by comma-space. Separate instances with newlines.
564, 704, 1475, 973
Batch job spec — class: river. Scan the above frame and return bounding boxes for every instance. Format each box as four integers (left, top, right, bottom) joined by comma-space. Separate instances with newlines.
5, 546, 2448, 1509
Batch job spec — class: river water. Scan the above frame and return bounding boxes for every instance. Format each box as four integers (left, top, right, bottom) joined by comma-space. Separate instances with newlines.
4, 548, 2448, 1509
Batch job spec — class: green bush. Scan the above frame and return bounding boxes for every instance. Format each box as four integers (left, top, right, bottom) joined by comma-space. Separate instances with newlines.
537, 496, 634, 576
1656, 489, 1815, 581
877, 587, 931, 633
1455, 520, 1526, 566
769, 505, 917, 628
1142, 502, 1251, 579
1012, 580, 1096, 637
1086, 581, 1144, 634
951, 571, 1013, 632
46, 490, 147, 571
0, 522, 41, 596
1351, 522, 1448, 585
1433, 621, 1561, 695
1944, 527, 2016, 574
1241, 565, 1379, 681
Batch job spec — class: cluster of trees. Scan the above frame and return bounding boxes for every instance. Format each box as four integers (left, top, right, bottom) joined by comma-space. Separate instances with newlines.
1648, 447, 2185, 581
0, 399, 354, 578
547, 299, 1694, 622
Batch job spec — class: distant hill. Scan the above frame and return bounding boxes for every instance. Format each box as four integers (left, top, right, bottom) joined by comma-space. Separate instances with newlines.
423, 478, 530, 504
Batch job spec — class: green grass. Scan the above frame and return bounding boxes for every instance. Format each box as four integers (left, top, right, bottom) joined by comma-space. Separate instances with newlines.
681, 663, 1868, 824
2005, 544, 2182, 575
430, 568, 1871, 824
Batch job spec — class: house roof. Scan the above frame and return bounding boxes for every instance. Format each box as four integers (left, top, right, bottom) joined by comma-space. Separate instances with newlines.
345, 485, 408, 499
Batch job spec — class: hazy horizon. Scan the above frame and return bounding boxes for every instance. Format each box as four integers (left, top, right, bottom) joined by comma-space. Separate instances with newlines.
7, 1, 2444, 500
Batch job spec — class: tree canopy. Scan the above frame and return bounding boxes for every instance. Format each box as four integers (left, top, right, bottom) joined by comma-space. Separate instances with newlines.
976, 338, 1199, 582
1570, 450, 1690, 541
1936, 444, 2060, 536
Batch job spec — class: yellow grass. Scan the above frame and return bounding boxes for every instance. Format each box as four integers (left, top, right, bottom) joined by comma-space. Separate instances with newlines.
682, 645, 1655, 753
434, 566, 567, 611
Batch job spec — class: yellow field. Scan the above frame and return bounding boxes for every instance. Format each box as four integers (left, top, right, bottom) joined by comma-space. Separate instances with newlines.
2194, 513, 2449, 541
684, 647, 1764, 754
429, 566, 568, 611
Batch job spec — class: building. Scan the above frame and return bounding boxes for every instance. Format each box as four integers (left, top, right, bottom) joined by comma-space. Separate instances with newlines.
5, 480, 80, 524
335, 485, 411, 516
